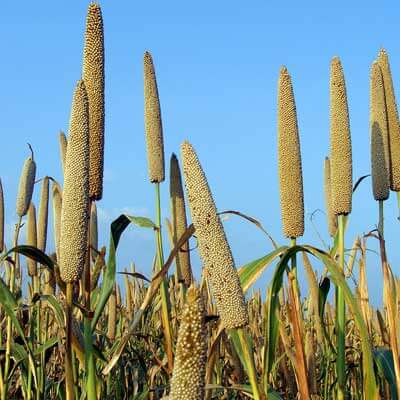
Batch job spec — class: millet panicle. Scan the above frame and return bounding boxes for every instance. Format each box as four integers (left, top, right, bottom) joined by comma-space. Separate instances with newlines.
59, 80, 90, 283
181, 141, 248, 329
277, 66, 304, 238
144, 51, 165, 183
83, 2, 105, 201
329, 57, 353, 215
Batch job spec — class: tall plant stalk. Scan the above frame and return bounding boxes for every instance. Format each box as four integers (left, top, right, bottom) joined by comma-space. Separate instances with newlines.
65, 283, 75, 400
236, 328, 262, 400
336, 214, 346, 400
378, 200, 400, 398
2, 216, 22, 400
84, 200, 96, 400
154, 182, 173, 372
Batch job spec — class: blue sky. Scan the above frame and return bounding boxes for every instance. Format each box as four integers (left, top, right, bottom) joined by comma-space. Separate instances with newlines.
1, 1, 400, 305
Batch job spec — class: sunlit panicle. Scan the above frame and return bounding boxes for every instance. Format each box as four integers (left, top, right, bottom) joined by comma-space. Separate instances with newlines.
277, 66, 304, 238
170, 153, 192, 286
16, 155, 36, 218
330, 57, 353, 215
26, 203, 37, 277
169, 285, 207, 400
37, 176, 49, 252
181, 141, 248, 329
144, 51, 165, 183
378, 49, 400, 191
370, 62, 390, 201
83, 2, 105, 200
59, 80, 90, 283
324, 157, 337, 237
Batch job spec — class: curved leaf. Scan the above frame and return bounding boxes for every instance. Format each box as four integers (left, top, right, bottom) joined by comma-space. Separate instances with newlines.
2, 245, 54, 270
126, 215, 156, 229
91, 214, 131, 331
238, 247, 286, 293
265, 245, 378, 399
373, 348, 398, 400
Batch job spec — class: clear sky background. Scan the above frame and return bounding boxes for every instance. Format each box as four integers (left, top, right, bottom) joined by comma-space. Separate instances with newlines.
1, 1, 400, 306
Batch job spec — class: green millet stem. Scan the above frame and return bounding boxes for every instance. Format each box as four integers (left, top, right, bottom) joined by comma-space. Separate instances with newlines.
236, 327, 262, 400
84, 198, 96, 400
2, 216, 22, 400
65, 283, 75, 400
290, 237, 297, 278
336, 214, 346, 400
154, 182, 173, 373
378, 200, 384, 237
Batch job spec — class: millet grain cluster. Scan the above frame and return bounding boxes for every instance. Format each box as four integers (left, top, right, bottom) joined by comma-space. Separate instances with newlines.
370, 62, 390, 201
16, 156, 36, 218
83, 2, 105, 201
37, 176, 49, 252
277, 66, 304, 239
170, 153, 192, 286
59, 81, 90, 283
169, 286, 207, 400
324, 157, 337, 237
329, 57, 353, 215
181, 141, 248, 329
144, 51, 165, 183
378, 49, 400, 192
26, 203, 37, 277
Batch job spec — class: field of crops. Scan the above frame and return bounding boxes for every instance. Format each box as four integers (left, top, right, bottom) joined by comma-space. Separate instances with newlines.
0, 3, 399, 400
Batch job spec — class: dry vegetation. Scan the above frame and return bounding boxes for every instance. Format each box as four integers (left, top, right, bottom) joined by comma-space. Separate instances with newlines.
0, 3, 400, 400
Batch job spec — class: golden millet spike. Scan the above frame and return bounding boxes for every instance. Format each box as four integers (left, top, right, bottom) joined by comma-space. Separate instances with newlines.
107, 285, 117, 341
329, 57, 353, 215
83, 2, 105, 201
0, 178, 4, 252
277, 66, 304, 238
59, 80, 90, 283
144, 51, 165, 183
181, 141, 248, 329
170, 153, 192, 286
16, 154, 36, 218
370, 62, 390, 201
169, 285, 207, 400
378, 49, 400, 191
59, 131, 68, 175
26, 203, 37, 277
324, 157, 337, 237
51, 182, 62, 261
37, 176, 49, 252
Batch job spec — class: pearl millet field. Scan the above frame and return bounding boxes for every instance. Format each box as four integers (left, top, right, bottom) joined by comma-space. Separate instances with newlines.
0, 3, 400, 400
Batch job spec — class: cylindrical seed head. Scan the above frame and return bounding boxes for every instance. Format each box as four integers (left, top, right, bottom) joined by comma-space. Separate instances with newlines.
181, 141, 248, 329
107, 285, 117, 341
26, 203, 37, 277
169, 285, 207, 400
370, 62, 390, 201
377, 49, 400, 191
330, 57, 353, 215
59, 131, 68, 175
170, 153, 192, 286
59, 80, 90, 283
16, 156, 36, 218
52, 182, 62, 261
90, 201, 98, 262
44, 253, 57, 295
83, 2, 105, 201
324, 157, 337, 237
277, 67, 304, 238
0, 179, 4, 252
37, 176, 49, 252
144, 51, 165, 183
